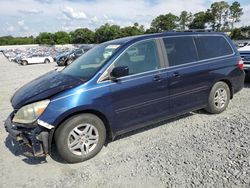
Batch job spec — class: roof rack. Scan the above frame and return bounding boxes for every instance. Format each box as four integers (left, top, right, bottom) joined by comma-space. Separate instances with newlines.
170, 29, 214, 32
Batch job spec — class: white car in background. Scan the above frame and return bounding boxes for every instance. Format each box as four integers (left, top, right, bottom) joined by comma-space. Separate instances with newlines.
20, 55, 54, 65
238, 43, 250, 80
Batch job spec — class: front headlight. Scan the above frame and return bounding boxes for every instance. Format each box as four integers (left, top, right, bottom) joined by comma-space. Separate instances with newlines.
13, 100, 50, 124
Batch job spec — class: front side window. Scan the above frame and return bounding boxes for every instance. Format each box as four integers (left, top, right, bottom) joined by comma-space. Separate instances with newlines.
113, 40, 161, 76
195, 36, 233, 60
62, 44, 120, 80
163, 36, 198, 67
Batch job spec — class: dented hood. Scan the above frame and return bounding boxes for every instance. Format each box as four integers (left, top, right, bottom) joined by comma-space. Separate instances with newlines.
11, 71, 83, 109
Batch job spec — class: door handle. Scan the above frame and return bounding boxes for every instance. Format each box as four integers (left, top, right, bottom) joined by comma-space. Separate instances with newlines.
172, 72, 181, 78
153, 75, 163, 82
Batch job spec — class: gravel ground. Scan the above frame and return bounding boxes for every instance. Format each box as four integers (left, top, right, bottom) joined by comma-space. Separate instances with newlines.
0, 53, 249, 188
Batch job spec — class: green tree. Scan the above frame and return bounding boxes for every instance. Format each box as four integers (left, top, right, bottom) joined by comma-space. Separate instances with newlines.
230, 28, 245, 39
179, 11, 192, 30
0, 36, 33, 45
95, 23, 122, 43
70, 28, 95, 44
210, 1, 230, 31
229, 1, 243, 29
121, 23, 145, 37
150, 13, 179, 32
240, 26, 250, 39
35, 32, 55, 45
189, 11, 212, 29
54, 31, 70, 44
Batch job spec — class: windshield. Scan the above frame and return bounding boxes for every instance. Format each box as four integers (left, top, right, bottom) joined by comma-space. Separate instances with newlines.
62, 44, 121, 79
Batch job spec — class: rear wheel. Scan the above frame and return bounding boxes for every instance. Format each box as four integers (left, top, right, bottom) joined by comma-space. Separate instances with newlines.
44, 59, 50, 64
21, 60, 28, 66
205, 81, 230, 114
55, 114, 106, 163
245, 71, 250, 82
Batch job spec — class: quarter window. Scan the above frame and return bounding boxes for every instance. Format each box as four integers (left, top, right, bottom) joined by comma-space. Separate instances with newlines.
163, 36, 198, 67
113, 40, 161, 76
195, 36, 233, 60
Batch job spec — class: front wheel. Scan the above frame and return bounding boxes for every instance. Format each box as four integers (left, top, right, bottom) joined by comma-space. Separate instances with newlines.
55, 114, 106, 163
21, 60, 28, 66
205, 81, 230, 114
65, 59, 73, 66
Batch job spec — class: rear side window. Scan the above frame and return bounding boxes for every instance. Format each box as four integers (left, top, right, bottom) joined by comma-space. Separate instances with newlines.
163, 36, 198, 67
195, 36, 233, 60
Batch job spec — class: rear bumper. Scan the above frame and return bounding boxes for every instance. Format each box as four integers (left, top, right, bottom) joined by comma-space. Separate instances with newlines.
231, 69, 245, 95
4, 115, 50, 157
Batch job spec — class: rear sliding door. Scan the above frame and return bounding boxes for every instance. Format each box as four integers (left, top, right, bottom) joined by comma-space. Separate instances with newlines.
161, 35, 211, 115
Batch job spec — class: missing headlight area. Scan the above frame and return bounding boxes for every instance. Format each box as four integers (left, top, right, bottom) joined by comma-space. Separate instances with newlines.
4, 115, 50, 157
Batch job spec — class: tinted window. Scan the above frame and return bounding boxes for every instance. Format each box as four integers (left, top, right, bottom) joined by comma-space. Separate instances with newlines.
113, 40, 160, 76
195, 36, 233, 60
163, 36, 198, 66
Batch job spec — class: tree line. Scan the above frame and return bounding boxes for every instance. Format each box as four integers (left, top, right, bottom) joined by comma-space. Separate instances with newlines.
0, 1, 248, 46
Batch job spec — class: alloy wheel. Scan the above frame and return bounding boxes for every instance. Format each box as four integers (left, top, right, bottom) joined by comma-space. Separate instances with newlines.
67, 124, 99, 156
214, 88, 228, 109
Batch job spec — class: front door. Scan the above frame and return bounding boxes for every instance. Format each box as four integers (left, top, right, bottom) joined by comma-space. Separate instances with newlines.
109, 39, 169, 133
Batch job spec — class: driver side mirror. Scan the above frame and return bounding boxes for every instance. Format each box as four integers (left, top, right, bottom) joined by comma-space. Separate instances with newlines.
110, 66, 129, 80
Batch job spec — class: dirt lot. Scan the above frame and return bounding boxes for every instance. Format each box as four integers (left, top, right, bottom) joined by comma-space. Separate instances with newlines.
0, 53, 249, 188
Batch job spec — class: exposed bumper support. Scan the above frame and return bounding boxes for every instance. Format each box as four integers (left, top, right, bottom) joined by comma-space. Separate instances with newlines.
4, 116, 51, 157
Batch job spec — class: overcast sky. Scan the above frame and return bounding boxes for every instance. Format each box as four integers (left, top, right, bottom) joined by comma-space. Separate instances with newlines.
0, 0, 249, 37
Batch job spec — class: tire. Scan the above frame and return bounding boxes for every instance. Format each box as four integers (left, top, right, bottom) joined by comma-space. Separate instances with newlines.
55, 114, 106, 163
21, 60, 28, 66
44, 59, 50, 64
205, 81, 230, 114
66, 59, 73, 66
245, 71, 250, 82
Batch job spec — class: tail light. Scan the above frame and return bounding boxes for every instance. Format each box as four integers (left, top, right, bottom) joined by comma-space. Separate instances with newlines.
238, 59, 244, 70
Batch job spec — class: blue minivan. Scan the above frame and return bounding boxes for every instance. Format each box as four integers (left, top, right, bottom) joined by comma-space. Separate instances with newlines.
5, 32, 245, 163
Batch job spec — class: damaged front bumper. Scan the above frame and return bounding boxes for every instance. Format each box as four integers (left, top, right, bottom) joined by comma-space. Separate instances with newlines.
4, 114, 53, 157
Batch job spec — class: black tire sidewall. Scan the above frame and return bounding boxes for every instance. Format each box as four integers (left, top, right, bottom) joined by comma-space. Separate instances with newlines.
44, 59, 50, 64
245, 71, 250, 82
55, 114, 106, 163
206, 81, 230, 114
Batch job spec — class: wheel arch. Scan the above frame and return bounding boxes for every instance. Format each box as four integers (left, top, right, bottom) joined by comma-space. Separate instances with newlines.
44, 58, 50, 63
22, 60, 29, 65
218, 79, 233, 99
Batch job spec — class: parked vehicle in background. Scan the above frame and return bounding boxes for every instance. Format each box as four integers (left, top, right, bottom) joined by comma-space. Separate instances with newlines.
20, 55, 53, 65
5, 52, 17, 62
8, 56, 16, 62
66, 48, 85, 65
56, 46, 92, 66
54, 50, 75, 66
238, 45, 250, 80
237, 42, 250, 48
5, 32, 245, 163
13, 54, 25, 64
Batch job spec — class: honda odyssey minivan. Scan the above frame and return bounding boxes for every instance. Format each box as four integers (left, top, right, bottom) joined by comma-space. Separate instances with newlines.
5, 32, 245, 163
